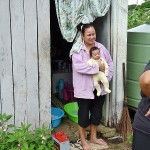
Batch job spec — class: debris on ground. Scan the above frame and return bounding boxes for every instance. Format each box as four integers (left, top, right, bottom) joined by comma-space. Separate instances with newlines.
51, 116, 132, 150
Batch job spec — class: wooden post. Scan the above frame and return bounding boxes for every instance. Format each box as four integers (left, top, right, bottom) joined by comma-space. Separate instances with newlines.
37, 0, 51, 127
109, 0, 128, 126
10, 0, 27, 126
24, 0, 39, 129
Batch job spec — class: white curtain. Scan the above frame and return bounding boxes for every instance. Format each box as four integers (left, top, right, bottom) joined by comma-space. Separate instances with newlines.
54, 0, 111, 55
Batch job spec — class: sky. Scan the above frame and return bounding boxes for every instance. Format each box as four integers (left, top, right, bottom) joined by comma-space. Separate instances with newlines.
128, 0, 144, 5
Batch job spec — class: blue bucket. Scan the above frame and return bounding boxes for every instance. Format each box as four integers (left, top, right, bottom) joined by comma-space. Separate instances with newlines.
51, 107, 64, 128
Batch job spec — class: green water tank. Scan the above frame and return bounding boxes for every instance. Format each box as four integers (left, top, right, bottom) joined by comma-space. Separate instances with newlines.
127, 22, 150, 109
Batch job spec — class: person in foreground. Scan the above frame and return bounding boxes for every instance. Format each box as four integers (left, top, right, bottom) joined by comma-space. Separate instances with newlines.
87, 46, 111, 96
132, 60, 150, 150
72, 23, 114, 150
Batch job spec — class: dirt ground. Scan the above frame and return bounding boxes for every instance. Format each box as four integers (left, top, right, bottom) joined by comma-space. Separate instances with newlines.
51, 116, 132, 150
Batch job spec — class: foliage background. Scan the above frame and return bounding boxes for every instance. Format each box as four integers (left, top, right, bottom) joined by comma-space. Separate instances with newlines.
128, 1, 150, 29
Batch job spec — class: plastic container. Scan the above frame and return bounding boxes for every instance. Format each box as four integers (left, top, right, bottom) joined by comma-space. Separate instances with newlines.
64, 102, 78, 123
51, 107, 64, 128
127, 22, 150, 109
57, 79, 64, 99
52, 131, 70, 150
63, 82, 74, 101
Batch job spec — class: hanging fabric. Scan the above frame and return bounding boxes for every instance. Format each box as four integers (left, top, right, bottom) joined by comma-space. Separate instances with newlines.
54, 0, 111, 56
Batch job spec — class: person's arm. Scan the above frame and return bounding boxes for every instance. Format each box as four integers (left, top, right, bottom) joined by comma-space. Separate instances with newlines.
140, 70, 150, 116
87, 59, 94, 67
72, 52, 99, 75
139, 70, 150, 99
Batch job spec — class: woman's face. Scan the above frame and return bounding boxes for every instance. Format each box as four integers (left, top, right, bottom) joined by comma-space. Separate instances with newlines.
82, 26, 96, 46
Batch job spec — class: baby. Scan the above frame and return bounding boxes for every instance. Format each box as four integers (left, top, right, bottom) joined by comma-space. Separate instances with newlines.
87, 46, 111, 96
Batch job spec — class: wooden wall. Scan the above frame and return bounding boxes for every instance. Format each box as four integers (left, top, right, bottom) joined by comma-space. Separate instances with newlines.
110, 0, 128, 126
0, 0, 128, 128
93, 0, 128, 127
0, 0, 51, 128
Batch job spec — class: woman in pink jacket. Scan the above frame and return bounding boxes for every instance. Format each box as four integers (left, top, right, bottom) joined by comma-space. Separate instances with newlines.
72, 23, 114, 150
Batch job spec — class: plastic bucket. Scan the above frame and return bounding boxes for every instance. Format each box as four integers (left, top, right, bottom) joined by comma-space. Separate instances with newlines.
51, 107, 64, 128
64, 102, 78, 123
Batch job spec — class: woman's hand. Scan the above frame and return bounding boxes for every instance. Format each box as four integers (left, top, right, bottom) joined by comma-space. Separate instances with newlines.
99, 62, 105, 72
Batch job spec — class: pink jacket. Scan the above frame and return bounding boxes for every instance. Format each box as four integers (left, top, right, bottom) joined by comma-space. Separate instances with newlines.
72, 42, 114, 99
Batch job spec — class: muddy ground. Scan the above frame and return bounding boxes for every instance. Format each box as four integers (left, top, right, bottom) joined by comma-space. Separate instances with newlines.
51, 115, 132, 150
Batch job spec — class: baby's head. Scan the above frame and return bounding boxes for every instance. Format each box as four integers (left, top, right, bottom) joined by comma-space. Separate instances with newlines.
89, 47, 100, 60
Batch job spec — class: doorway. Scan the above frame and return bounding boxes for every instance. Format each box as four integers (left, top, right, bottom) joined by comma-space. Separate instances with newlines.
50, 0, 73, 105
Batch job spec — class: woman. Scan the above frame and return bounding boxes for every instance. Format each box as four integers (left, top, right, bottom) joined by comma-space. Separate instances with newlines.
72, 23, 114, 150
132, 60, 150, 150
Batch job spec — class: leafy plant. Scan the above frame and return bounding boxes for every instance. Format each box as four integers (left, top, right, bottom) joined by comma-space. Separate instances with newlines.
128, 1, 150, 29
0, 113, 54, 150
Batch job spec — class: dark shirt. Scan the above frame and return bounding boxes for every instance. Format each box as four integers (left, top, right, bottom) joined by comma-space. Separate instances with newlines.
133, 60, 150, 134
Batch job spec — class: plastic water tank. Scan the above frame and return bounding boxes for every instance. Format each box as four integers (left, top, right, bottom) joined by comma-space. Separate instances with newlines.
127, 22, 150, 109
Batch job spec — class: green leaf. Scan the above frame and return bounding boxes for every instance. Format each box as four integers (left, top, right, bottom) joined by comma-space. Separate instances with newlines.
29, 144, 35, 150
6, 115, 12, 121
7, 124, 15, 128
26, 124, 31, 129
7, 137, 16, 143
48, 141, 54, 148
23, 142, 28, 149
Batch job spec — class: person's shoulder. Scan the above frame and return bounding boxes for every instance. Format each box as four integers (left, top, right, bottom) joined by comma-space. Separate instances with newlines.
95, 41, 103, 46
95, 42, 106, 49
72, 47, 86, 59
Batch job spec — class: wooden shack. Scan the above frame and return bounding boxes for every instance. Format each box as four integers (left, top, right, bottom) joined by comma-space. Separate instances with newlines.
0, 0, 128, 128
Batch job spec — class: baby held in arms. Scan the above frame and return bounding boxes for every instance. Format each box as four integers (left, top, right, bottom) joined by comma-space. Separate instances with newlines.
87, 46, 111, 96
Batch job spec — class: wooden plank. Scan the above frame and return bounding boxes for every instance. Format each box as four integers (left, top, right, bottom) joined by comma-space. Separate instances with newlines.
0, 79, 1, 114
37, 0, 51, 127
10, 0, 27, 126
94, 10, 111, 126
102, 11, 112, 126
109, 0, 128, 126
24, 0, 39, 129
0, 0, 14, 124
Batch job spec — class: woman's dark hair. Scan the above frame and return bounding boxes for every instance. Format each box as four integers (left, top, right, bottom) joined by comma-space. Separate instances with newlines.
77, 22, 94, 35
89, 46, 100, 57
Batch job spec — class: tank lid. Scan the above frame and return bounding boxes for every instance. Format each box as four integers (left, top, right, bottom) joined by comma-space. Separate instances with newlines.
128, 22, 150, 33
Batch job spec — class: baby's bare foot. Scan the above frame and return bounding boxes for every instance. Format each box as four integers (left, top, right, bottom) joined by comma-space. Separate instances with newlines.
97, 91, 101, 96
105, 89, 111, 93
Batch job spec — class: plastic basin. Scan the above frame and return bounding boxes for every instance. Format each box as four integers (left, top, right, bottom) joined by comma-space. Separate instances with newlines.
64, 102, 78, 123
51, 107, 64, 128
